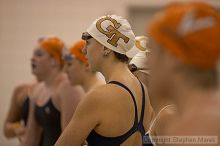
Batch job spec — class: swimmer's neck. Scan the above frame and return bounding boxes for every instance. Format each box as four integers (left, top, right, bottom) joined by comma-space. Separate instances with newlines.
44, 69, 62, 86
100, 61, 130, 83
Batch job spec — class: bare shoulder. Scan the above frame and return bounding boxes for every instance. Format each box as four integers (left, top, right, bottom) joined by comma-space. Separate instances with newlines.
160, 105, 177, 122
13, 83, 29, 95
161, 105, 177, 116
82, 84, 109, 101
78, 84, 118, 110
87, 83, 121, 100
14, 80, 37, 92
154, 105, 178, 133
72, 86, 107, 123
12, 83, 31, 103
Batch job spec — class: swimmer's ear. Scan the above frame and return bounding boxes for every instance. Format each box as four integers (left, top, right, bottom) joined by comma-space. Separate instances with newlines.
103, 46, 111, 56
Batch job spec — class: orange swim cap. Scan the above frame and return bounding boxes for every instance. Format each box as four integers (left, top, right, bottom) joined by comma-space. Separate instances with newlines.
68, 40, 88, 64
39, 37, 65, 66
148, 2, 220, 69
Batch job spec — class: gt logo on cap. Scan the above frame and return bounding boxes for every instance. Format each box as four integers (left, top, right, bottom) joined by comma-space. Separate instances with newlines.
96, 16, 129, 47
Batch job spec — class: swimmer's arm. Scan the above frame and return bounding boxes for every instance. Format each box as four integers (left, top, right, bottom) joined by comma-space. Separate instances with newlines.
21, 98, 42, 146
59, 83, 85, 130
55, 91, 101, 146
4, 85, 26, 138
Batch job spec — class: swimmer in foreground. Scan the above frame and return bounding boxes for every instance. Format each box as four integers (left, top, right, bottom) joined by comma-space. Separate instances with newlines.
55, 15, 153, 146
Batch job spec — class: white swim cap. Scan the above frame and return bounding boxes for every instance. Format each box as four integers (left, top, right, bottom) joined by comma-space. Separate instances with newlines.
87, 15, 135, 57
129, 36, 150, 74
126, 36, 149, 58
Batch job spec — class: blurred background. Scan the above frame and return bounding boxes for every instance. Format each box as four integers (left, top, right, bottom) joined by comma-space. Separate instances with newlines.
0, 0, 219, 145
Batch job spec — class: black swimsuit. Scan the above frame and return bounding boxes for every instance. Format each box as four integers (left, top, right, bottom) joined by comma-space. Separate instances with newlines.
35, 98, 61, 146
20, 97, 30, 125
87, 80, 153, 146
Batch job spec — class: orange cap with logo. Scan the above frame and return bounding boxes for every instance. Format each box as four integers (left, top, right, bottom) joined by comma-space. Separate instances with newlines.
39, 36, 65, 66
69, 40, 88, 64
148, 2, 220, 69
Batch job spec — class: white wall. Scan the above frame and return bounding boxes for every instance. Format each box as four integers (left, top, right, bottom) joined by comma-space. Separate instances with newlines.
0, 0, 219, 145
